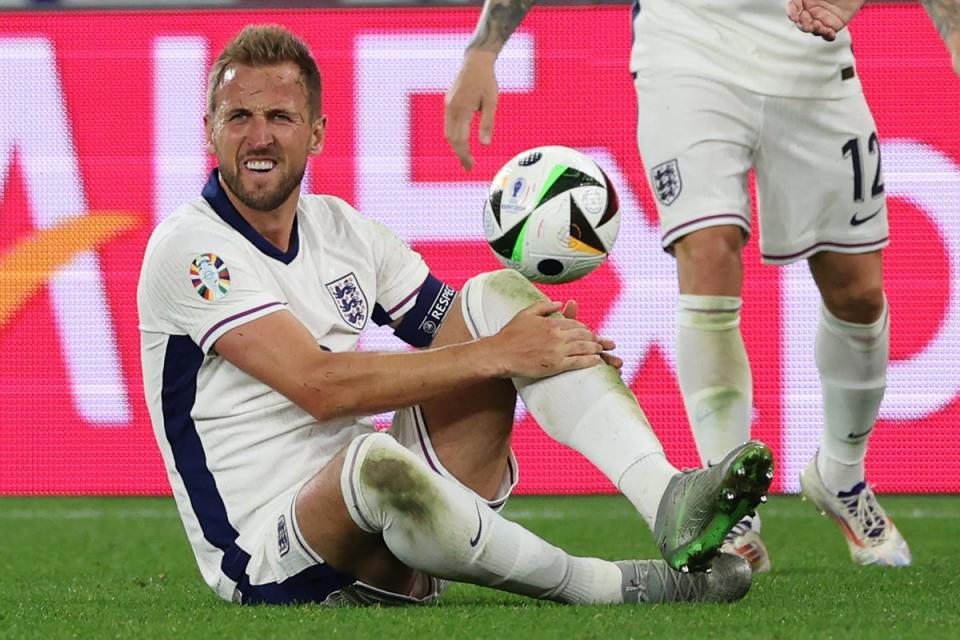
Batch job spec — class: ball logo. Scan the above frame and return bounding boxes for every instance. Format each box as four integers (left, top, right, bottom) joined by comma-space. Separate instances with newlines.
580, 187, 605, 215
190, 253, 230, 301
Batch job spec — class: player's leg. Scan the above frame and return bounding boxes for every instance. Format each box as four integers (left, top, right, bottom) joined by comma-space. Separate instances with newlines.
636, 72, 768, 571
404, 293, 518, 504
293, 433, 753, 605
755, 90, 909, 566
456, 269, 772, 572
800, 249, 910, 566
809, 249, 886, 492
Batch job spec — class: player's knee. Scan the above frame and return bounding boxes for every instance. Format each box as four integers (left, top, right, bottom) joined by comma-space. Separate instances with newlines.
674, 228, 745, 291
823, 285, 886, 324
341, 433, 437, 533
461, 269, 549, 338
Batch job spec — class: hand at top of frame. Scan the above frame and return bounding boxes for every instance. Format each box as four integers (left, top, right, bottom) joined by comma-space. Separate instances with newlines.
444, 50, 499, 171
786, 0, 867, 41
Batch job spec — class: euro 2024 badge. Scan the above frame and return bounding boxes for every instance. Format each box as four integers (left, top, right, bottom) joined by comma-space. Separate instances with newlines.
191, 253, 231, 301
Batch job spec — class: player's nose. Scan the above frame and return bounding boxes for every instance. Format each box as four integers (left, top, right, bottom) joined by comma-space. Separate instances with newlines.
244, 114, 274, 148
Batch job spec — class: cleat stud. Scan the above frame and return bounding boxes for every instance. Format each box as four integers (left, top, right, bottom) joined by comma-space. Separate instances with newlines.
759, 494, 768, 503
680, 565, 689, 574
735, 467, 746, 477
705, 567, 712, 574
765, 470, 774, 480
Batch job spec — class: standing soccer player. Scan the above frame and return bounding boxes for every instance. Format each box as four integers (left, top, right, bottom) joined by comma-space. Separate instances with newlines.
138, 24, 774, 606
444, 0, 931, 572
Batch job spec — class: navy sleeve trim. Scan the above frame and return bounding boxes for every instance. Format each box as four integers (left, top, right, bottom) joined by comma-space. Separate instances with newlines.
392, 274, 457, 348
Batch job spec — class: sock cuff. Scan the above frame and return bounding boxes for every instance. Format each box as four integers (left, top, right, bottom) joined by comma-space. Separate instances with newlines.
678, 294, 742, 330
615, 450, 668, 489
339, 433, 387, 534
820, 298, 889, 343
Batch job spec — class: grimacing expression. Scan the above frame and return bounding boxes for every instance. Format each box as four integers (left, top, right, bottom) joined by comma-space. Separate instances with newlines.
206, 62, 323, 213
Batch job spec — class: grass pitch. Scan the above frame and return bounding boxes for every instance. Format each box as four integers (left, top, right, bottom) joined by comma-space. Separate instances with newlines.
1, 494, 957, 639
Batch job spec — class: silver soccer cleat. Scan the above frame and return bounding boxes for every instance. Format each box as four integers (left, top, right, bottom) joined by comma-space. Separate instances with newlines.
616, 553, 752, 604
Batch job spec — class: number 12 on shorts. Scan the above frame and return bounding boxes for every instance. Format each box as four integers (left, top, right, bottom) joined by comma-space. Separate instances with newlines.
842, 132, 884, 203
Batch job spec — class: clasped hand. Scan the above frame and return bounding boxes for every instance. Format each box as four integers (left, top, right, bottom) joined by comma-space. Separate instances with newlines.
487, 300, 622, 379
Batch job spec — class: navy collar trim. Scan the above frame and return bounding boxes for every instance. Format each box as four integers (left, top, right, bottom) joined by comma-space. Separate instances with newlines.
202, 168, 300, 265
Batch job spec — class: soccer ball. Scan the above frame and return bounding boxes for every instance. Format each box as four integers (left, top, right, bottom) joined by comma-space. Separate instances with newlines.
482, 145, 620, 284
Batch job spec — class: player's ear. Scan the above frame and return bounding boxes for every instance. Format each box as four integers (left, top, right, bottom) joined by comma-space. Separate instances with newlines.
309, 115, 326, 155
203, 113, 216, 155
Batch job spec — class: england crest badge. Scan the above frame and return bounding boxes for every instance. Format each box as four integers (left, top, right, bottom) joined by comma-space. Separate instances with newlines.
651, 159, 682, 206
326, 272, 368, 331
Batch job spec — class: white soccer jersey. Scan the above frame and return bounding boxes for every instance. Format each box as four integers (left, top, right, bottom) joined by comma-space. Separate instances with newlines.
630, 0, 862, 98
138, 170, 429, 596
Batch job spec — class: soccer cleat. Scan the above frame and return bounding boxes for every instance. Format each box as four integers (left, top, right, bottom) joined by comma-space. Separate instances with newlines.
616, 553, 752, 603
654, 440, 774, 573
799, 455, 912, 567
721, 516, 771, 574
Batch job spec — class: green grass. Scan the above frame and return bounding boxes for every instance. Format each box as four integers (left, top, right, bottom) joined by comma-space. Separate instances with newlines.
1, 495, 957, 639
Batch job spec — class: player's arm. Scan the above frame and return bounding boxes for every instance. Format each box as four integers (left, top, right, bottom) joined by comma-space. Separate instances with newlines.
445, 0, 537, 171
213, 299, 607, 422
921, 0, 960, 74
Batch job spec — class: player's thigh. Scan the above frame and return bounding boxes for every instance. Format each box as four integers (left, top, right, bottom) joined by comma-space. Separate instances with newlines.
390, 294, 518, 505
634, 72, 757, 249
754, 92, 889, 265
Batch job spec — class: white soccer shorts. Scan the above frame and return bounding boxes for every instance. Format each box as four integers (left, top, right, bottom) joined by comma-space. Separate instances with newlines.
634, 72, 889, 264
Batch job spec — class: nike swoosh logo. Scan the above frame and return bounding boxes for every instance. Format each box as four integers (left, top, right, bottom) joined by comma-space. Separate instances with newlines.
468, 502, 483, 547
850, 208, 882, 226
847, 427, 874, 440
0, 212, 140, 327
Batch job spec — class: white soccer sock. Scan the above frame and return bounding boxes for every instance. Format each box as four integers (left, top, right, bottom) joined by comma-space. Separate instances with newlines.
342, 433, 624, 604
815, 301, 889, 493
676, 295, 753, 468
461, 270, 677, 530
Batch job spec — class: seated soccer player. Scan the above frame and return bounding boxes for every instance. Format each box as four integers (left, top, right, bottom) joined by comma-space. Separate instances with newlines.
137, 24, 774, 606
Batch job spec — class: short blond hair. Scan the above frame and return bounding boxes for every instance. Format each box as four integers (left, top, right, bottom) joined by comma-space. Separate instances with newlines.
207, 24, 322, 118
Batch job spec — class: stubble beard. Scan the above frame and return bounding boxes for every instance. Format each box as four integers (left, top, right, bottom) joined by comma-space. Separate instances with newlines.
220, 159, 306, 213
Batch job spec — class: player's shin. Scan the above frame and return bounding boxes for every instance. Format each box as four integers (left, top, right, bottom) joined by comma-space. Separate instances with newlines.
340, 432, 623, 604
461, 270, 677, 528
815, 301, 889, 493
676, 294, 753, 467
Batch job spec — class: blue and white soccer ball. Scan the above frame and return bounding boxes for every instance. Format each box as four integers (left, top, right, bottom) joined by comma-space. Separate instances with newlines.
483, 145, 620, 284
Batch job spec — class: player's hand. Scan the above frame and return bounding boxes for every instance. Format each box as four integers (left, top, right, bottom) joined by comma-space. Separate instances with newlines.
444, 50, 499, 171
561, 300, 622, 371
488, 299, 616, 379
786, 0, 866, 42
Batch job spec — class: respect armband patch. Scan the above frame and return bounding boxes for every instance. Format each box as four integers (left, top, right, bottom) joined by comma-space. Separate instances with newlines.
393, 274, 457, 348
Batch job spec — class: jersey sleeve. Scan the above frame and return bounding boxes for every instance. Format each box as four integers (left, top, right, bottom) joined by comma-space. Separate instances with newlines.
351, 212, 430, 323
139, 226, 285, 353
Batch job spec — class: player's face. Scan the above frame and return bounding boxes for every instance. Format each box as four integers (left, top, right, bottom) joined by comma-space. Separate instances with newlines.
205, 61, 324, 213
